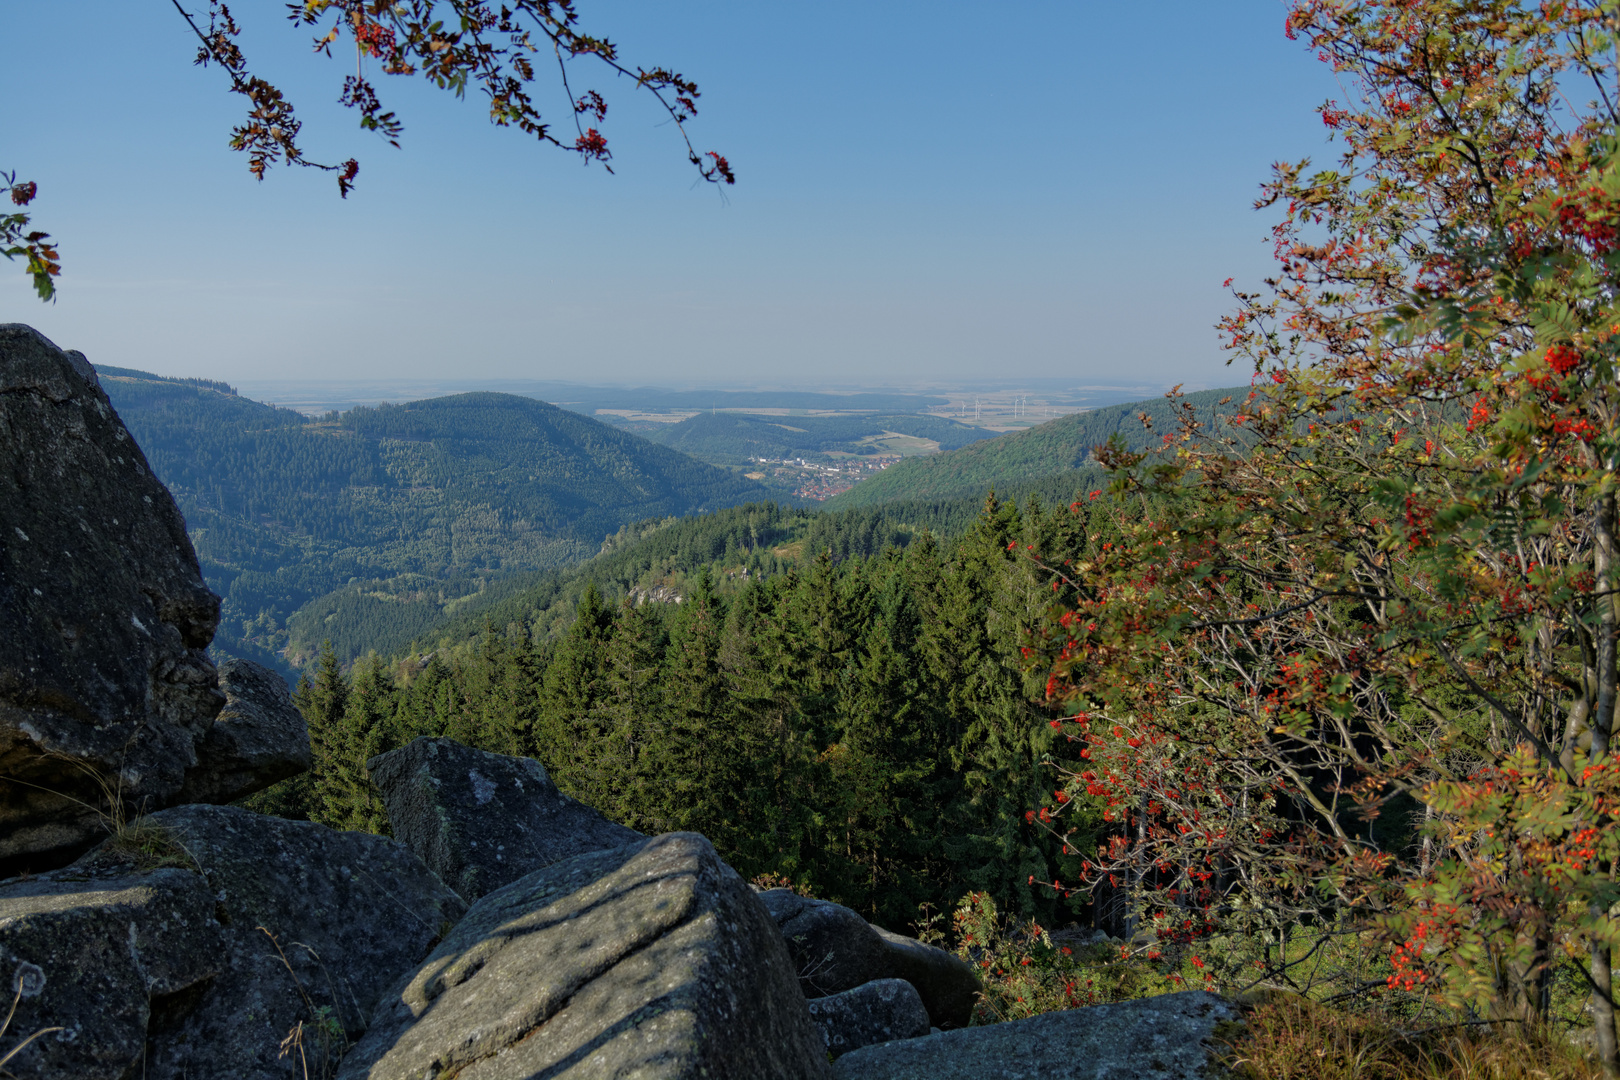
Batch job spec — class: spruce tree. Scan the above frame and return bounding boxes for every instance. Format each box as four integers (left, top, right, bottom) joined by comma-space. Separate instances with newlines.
315, 651, 392, 834
582, 599, 666, 828
532, 583, 615, 797
714, 576, 819, 888
924, 497, 1064, 917
298, 641, 351, 825
652, 569, 731, 836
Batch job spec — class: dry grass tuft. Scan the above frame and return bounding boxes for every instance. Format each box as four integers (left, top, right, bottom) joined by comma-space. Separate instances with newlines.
85, 812, 196, 873
29, 752, 199, 873
1222, 996, 1603, 1080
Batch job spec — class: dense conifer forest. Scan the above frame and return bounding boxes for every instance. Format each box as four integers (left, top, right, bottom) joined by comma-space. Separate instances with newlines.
286, 469, 1122, 665
95, 365, 1233, 936
254, 493, 1116, 934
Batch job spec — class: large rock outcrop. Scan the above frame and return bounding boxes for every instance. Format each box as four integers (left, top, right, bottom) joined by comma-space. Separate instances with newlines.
758, 888, 982, 1029
808, 978, 931, 1058
0, 863, 223, 1080
367, 736, 643, 902
132, 804, 467, 1080
177, 657, 311, 804
343, 832, 832, 1080
831, 990, 1240, 1079
0, 325, 300, 870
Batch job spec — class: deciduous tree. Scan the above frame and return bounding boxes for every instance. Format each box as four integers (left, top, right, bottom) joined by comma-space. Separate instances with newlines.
1033, 0, 1620, 1067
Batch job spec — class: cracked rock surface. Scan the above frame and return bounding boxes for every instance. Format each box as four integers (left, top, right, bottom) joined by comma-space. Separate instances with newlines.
808, 978, 931, 1058
132, 805, 466, 1080
178, 657, 311, 805
343, 832, 831, 1080
758, 888, 982, 1030
0, 863, 223, 1080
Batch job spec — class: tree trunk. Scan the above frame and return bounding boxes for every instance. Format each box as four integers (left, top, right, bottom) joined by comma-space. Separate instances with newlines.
1592, 490, 1618, 1076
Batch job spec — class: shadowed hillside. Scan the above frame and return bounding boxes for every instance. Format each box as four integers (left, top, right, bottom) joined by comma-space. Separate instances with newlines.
97, 370, 770, 671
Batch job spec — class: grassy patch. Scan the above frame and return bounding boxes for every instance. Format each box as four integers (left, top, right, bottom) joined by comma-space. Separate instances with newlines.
1222, 997, 1602, 1080
82, 814, 197, 874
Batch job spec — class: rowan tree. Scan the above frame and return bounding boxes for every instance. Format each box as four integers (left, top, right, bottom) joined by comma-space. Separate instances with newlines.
6, 0, 734, 301
1031, 0, 1620, 1068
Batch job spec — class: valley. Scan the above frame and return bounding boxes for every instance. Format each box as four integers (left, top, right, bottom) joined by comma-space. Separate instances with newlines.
99, 364, 1232, 676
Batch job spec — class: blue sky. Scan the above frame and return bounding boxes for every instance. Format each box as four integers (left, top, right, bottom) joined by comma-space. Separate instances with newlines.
2, 2, 1337, 388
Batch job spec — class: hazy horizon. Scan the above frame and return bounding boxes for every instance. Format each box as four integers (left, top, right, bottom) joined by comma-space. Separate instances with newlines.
5, 2, 1332, 387
93, 361, 1219, 419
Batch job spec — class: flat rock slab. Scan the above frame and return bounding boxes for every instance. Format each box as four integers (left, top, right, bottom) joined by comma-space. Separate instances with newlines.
809, 978, 931, 1058
179, 657, 311, 804
0, 864, 222, 1080
342, 832, 831, 1080
758, 889, 981, 1029
132, 804, 466, 1080
831, 991, 1239, 1080
367, 736, 643, 902
0, 324, 223, 867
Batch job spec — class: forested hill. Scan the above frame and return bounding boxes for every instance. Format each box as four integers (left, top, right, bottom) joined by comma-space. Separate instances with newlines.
96, 369, 770, 672
823, 386, 1246, 509
290, 468, 1116, 666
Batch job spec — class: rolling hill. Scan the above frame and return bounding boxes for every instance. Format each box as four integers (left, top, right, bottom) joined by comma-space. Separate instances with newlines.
823, 386, 1246, 509
96, 368, 771, 671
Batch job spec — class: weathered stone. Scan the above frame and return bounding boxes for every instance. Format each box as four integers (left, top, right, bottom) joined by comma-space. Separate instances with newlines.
366, 736, 642, 902
179, 658, 310, 804
342, 832, 831, 1080
0, 324, 223, 869
759, 889, 982, 1029
808, 978, 931, 1058
871, 924, 981, 1029
125, 804, 466, 1080
0, 863, 222, 1080
831, 990, 1240, 1080
761, 890, 887, 993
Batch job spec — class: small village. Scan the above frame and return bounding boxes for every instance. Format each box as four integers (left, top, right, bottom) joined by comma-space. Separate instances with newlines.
748, 454, 901, 501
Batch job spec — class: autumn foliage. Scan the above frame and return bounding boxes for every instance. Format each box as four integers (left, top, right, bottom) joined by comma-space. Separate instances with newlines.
1029, 0, 1620, 1070
0, 171, 57, 301
7, 1, 732, 300
183, 0, 734, 191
